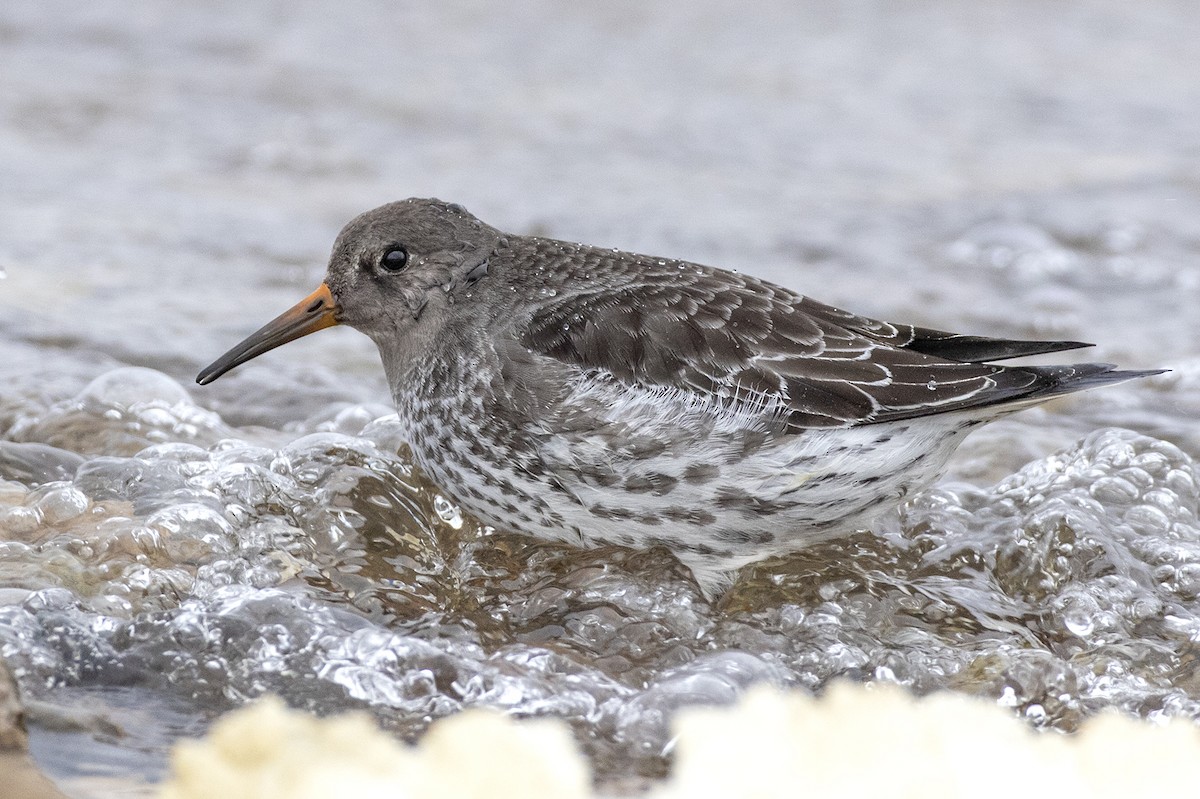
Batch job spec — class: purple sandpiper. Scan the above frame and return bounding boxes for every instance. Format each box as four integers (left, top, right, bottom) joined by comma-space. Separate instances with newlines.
197, 199, 1160, 596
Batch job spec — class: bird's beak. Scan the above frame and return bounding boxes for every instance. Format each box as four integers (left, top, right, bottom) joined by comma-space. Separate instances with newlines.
196, 283, 341, 385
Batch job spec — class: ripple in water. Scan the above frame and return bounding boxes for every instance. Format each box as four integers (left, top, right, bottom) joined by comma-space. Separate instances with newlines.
1, 368, 1198, 788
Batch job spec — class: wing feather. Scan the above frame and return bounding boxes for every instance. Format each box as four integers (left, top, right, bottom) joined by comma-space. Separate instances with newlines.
511, 243, 1143, 430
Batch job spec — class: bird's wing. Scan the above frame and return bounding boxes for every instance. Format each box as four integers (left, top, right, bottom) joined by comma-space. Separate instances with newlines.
793, 296, 1091, 363
513, 250, 1106, 430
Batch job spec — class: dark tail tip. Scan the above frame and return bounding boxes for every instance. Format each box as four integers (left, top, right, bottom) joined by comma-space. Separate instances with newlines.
1038, 364, 1166, 399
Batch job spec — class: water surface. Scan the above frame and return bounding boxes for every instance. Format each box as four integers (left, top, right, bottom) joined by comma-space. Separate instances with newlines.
1, 0, 1198, 793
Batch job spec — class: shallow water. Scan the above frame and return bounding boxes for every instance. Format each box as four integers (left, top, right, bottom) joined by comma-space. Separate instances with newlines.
1, 0, 1199, 794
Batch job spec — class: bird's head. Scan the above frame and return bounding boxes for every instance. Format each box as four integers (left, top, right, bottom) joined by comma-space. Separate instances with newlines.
196, 198, 501, 386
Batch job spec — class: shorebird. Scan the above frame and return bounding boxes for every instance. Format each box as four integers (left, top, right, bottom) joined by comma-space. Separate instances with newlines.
197, 199, 1158, 597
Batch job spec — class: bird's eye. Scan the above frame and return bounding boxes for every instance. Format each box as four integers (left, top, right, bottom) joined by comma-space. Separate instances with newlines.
379, 246, 409, 272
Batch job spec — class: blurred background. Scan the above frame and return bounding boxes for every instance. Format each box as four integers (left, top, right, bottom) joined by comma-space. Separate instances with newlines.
2, 1, 1199, 796
2, 1, 1194, 410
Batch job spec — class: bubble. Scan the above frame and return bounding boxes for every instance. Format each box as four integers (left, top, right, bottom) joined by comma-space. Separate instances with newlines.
79, 368, 194, 409
0, 506, 41, 536
1063, 609, 1096, 638
34, 485, 90, 525
433, 495, 463, 530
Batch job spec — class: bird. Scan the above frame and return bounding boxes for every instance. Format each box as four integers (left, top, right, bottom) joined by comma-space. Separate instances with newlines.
196, 198, 1160, 598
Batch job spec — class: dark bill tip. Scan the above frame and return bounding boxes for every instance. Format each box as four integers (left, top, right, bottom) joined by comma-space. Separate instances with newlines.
196, 283, 340, 385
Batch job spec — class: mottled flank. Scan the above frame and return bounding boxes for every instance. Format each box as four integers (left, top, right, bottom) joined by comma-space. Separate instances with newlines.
682, 464, 720, 484
197, 198, 1161, 597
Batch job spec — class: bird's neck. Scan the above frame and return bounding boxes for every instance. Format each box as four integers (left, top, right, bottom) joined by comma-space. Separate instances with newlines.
381, 323, 500, 411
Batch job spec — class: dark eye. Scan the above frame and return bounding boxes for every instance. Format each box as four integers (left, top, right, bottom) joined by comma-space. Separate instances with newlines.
379, 246, 409, 272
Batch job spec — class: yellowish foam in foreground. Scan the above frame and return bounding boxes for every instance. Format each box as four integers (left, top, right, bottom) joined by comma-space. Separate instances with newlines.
160, 683, 1200, 799
159, 698, 590, 799
665, 683, 1200, 798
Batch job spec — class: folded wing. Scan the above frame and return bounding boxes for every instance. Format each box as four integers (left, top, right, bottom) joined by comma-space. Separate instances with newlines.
515, 248, 1156, 430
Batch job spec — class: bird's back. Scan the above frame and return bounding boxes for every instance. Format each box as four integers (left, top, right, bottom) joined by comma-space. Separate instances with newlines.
499, 236, 1157, 433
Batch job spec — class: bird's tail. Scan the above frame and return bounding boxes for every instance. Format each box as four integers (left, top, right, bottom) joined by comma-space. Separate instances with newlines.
1025, 363, 1165, 402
